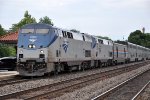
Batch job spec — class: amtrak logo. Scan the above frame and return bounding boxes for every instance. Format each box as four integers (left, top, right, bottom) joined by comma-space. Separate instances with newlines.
29, 36, 37, 43
29, 39, 37, 42
62, 40, 69, 53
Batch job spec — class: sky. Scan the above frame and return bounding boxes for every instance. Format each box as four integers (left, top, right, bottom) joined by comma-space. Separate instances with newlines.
0, 0, 150, 40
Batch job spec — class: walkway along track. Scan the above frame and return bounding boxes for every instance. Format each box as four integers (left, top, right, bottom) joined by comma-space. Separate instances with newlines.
91, 66, 150, 100
0, 76, 30, 87
0, 61, 150, 100
0, 75, 52, 87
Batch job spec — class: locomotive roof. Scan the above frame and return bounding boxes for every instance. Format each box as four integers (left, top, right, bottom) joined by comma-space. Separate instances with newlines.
20, 23, 150, 50
21, 23, 53, 29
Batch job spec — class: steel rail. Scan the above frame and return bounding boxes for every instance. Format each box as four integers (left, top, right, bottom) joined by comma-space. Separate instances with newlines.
131, 80, 150, 100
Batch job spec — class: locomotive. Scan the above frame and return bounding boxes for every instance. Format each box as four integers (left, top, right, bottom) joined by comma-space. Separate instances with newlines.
17, 23, 150, 76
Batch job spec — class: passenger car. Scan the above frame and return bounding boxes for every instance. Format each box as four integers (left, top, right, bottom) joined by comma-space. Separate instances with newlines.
0, 57, 16, 71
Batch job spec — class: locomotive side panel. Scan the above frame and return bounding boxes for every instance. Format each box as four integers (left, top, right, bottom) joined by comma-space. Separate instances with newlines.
97, 39, 113, 63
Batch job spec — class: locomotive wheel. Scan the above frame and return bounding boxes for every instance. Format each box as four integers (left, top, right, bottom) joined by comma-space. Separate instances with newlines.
69, 67, 73, 72
54, 64, 63, 75
98, 61, 102, 67
54, 66, 59, 75
106, 62, 108, 67
81, 62, 86, 71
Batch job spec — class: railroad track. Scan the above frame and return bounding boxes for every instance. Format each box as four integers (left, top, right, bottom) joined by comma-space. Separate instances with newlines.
0, 61, 147, 88
0, 62, 143, 89
91, 67, 150, 100
0, 61, 149, 100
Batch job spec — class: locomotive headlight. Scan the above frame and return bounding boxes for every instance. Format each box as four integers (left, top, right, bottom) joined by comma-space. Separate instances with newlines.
28, 44, 32, 48
40, 50, 44, 53
28, 44, 36, 48
32, 44, 35, 48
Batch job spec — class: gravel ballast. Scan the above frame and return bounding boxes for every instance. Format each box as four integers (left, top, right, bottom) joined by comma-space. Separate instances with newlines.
52, 64, 150, 100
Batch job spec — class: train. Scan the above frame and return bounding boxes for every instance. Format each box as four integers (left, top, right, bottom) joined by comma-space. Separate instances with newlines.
17, 23, 150, 76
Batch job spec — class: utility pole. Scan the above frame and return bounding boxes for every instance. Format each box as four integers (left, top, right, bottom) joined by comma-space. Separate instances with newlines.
142, 27, 145, 34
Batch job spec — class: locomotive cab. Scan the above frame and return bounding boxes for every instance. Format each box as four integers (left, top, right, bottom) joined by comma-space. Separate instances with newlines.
17, 23, 58, 76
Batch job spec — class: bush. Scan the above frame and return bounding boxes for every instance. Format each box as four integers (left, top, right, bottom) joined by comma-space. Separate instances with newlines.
0, 45, 16, 57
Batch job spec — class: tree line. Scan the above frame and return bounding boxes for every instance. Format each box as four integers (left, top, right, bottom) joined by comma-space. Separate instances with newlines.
128, 30, 150, 48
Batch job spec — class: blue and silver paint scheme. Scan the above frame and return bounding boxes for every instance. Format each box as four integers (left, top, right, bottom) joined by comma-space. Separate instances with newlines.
17, 23, 58, 76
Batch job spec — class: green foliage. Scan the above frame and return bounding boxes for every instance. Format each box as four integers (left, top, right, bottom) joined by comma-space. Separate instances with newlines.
10, 11, 37, 32
96, 36, 112, 40
39, 16, 53, 26
0, 45, 16, 57
0, 24, 6, 36
128, 30, 150, 48
70, 29, 80, 33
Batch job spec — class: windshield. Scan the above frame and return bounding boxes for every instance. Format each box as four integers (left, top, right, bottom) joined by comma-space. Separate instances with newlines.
21, 29, 49, 34
21, 29, 34, 33
35, 29, 49, 34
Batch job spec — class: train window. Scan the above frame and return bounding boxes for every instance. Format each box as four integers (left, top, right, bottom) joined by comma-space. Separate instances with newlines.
83, 35, 85, 41
67, 32, 73, 39
124, 48, 126, 57
67, 32, 70, 38
71, 33, 73, 39
85, 50, 91, 57
35, 29, 49, 34
116, 46, 118, 58
109, 52, 112, 57
98, 39, 103, 44
21, 29, 34, 33
56, 50, 61, 57
62, 31, 65, 37
62, 31, 67, 38
56, 50, 59, 57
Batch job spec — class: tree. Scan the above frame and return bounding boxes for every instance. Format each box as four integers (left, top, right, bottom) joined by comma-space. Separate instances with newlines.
10, 11, 36, 32
128, 30, 143, 45
39, 16, 53, 26
0, 24, 6, 36
128, 30, 150, 48
0, 45, 16, 57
